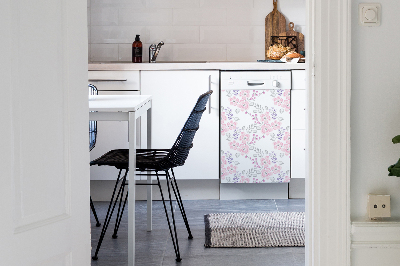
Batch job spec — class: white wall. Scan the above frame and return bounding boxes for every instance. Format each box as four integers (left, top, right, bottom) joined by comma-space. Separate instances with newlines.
87, 0, 305, 62
351, 0, 400, 220
351, 1, 400, 264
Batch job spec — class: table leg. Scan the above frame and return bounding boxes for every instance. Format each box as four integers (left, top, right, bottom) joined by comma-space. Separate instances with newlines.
147, 105, 153, 232
128, 112, 136, 266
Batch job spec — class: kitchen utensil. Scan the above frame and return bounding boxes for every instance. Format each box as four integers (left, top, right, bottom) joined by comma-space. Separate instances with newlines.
279, 22, 304, 52
265, 0, 287, 59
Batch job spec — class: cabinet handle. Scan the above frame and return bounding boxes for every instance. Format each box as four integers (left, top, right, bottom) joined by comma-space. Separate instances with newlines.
247, 81, 264, 86
88, 79, 127, 82
208, 75, 212, 114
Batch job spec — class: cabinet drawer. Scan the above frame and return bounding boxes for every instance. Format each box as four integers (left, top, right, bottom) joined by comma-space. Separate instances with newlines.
291, 129, 305, 179
88, 71, 140, 91
292, 70, 306, 90
291, 90, 306, 130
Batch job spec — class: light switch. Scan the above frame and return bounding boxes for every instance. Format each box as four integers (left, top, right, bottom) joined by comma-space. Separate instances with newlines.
359, 3, 381, 26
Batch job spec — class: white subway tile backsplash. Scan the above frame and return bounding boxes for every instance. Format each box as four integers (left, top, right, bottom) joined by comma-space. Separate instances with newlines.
91, 0, 146, 8
293, 24, 306, 35
227, 43, 264, 61
252, 26, 265, 44
227, 8, 266, 26
253, 0, 270, 9
119, 8, 173, 26
91, 44, 119, 61
88, 44, 91, 62
91, 7, 118, 26
200, 26, 252, 44
173, 8, 226, 26
88, 0, 305, 62
224, 0, 253, 8
147, 26, 199, 44
118, 44, 132, 61
173, 44, 226, 61
200, 0, 252, 8
199, 0, 228, 8
91, 26, 146, 43
146, 0, 199, 9
280, 1, 306, 25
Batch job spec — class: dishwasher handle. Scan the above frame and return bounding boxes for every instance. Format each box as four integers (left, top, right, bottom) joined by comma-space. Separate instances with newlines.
247, 81, 265, 86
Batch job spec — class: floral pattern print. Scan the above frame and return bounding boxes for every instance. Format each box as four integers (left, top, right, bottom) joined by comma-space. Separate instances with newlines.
220, 89, 291, 183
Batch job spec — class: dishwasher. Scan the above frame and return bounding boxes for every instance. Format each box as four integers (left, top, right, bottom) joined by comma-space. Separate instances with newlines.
220, 71, 291, 183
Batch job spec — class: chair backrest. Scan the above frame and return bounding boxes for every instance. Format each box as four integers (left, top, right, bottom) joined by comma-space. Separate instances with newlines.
163, 90, 213, 169
89, 84, 98, 151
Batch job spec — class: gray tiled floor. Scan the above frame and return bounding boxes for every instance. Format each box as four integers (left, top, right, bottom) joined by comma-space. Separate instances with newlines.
91, 199, 305, 266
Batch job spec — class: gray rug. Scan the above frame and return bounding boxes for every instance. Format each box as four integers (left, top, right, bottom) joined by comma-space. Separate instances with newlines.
204, 212, 305, 248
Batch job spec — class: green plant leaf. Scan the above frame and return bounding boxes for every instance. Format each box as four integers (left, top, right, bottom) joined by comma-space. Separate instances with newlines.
388, 158, 400, 177
392, 135, 400, 144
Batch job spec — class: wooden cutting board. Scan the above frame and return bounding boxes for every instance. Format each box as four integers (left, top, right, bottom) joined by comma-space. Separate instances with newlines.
280, 22, 304, 52
265, 0, 286, 59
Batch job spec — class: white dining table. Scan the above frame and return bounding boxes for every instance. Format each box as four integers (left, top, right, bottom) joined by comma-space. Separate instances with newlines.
89, 94, 152, 266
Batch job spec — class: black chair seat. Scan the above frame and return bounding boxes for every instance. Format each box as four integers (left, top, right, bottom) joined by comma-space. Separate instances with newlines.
90, 148, 177, 171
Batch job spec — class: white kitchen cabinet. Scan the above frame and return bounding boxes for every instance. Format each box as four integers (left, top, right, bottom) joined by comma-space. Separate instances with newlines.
141, 70, 219, 180
292, 70, 306, 90
88, 71, 141, 180
291, 130, 306, 178
291, 90, 306, 130
291, 70, 306, 179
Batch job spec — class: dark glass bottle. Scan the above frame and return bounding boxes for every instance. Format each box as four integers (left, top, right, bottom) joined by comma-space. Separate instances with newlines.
132, 35, 142, 63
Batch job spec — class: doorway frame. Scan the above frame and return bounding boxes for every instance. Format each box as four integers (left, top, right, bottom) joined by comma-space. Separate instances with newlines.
306, 0, 351, 265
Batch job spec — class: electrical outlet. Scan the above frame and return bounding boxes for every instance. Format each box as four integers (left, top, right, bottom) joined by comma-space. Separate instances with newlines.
368, 194, 391, 219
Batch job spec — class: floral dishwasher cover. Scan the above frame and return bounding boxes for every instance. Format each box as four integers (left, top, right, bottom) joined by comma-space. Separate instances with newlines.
220, 89, 290, 183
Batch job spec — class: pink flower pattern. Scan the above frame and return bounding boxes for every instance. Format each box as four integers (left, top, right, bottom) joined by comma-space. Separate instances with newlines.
260, 112, 271, 124
274, 97, 283, 106
227, 121, 237, 131
229, 97, 240, 106
238, 99, 249, 111
260, 156, 271, 168
239, 132, 250, 143
238, 143, 249, 155
229, 140, 240, 150
239, 90, 250, 99
221, 89, 290, 184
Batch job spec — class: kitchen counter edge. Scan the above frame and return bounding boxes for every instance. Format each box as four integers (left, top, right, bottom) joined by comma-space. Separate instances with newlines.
89, 62, 306, 71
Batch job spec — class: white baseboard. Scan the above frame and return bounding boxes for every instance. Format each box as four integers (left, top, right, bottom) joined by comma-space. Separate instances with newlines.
289, 178, 305, 198
351, 220, 400, 266
91, 179, 306, 201
220, 183, 288, 200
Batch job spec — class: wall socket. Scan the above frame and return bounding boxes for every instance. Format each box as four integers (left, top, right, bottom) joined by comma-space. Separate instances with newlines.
367, 194, 391, 219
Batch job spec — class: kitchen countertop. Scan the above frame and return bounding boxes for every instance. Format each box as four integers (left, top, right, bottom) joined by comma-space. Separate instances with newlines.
89, 62, 307, 71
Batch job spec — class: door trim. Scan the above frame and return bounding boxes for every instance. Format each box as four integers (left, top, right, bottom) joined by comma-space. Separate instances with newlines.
306, 0, 351, 265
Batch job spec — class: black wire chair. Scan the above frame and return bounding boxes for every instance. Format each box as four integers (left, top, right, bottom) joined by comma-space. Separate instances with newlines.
89, 84, 101, 227
90, 90, 213, 262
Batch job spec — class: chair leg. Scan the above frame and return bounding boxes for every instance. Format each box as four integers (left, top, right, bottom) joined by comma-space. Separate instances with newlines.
112, 178, 128, 239
156, 171, 182, 262
90, 196, 101, 227
168, 169, 193, 239
92, 169, 128, 261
